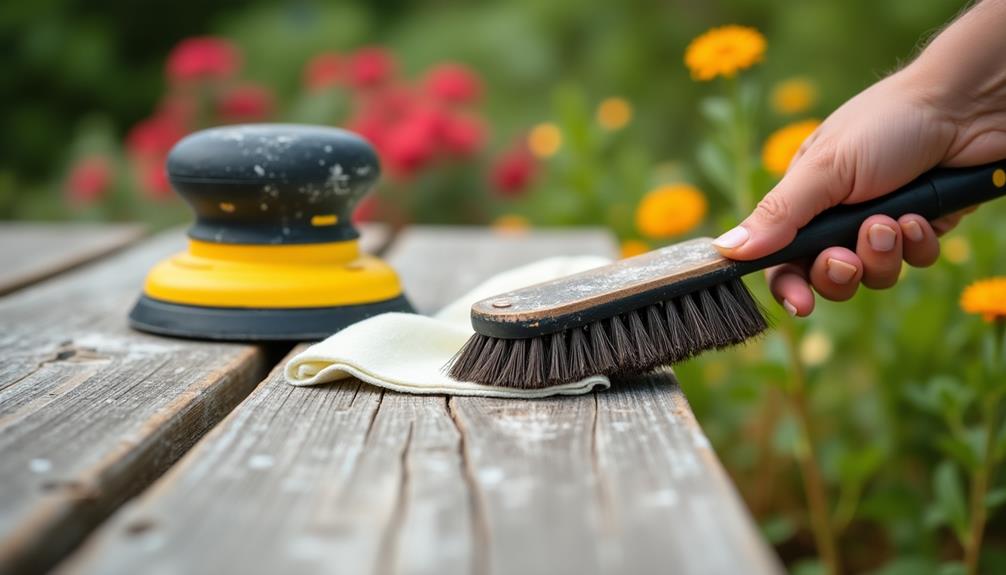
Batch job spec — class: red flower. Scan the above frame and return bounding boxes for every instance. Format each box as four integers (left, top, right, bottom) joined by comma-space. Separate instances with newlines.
441, 113, 486, 157
156, 94, 197, 126
383, 115, 439, 178
217, 84, 275, 121
304, 52, 342, 92
345, 111, 389, 150
166, 37, 240, 84
424, 63, 483, 105
65, 156, 112, 205
346, 47, 396, 89
491, 148, 536, 197
353, 194, 380, 223
126, 115, 186, 158
364, 84, 416, 122
139, 159, 172, 200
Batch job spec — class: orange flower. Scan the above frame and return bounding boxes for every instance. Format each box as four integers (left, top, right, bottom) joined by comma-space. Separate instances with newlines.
685, 25, 766, 81
961, 277, 1006, 322
492, 214, 530, 233
635, 184, 707, 239
762, 120, 820, 175
771, 77, 817, 115
527, 123, 562, 158
597, 98, 633, 131
620, 239, 649, 258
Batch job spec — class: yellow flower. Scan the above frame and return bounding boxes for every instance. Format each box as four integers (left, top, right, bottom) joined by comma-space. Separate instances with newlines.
961, 277, 1006, 322
771, 77, 817, 115
684, 25, 766, 81
620, 239, 649, 258
943, 236, 971, 264
762, 119, 820, 175
492, 214, 530, 233
799, 330, 833, 367
527, 123, 562, 158
597, 97, 633, 131
635, 184, 708, 239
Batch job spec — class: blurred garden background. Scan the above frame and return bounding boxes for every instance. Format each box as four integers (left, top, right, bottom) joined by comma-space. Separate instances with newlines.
4, 0, 1006, 573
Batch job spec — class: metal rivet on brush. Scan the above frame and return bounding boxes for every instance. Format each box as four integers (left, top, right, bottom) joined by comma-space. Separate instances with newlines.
491, 299, 512, 308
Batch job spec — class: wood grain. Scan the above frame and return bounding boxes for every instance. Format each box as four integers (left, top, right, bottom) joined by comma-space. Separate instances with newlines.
0, 230, 270, 574
470, 236, 728, 321
63, 226, 780, 574
0, 223, 145, 296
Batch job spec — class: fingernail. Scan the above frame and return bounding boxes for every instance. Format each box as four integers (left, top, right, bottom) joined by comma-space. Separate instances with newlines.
782, 299, 799, 317
826, 258, 858, 284
868, 224, 897, 252
903, 220, 924, 242
712, 226, 750, 250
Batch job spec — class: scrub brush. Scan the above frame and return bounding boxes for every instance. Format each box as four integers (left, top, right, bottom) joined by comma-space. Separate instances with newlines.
448, 161, 1006, 389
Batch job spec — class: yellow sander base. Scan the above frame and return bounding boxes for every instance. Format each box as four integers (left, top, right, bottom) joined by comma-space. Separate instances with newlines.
128, 239, 413, 341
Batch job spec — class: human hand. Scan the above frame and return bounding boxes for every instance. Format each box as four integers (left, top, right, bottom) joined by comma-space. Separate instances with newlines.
712, 0, 1006, 316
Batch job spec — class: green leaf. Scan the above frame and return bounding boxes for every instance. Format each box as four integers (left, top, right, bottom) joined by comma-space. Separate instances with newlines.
936, 561, 967, 575
870, 557, 940, 575
699, 96, 732, 128
986, 487, 1006, 510
760, 515, 796, 545
931, 461, 969, 542
695, 140, 734, 198
791, 559, 826, 575
838, 444, 884, 483
936, 434, 981, 472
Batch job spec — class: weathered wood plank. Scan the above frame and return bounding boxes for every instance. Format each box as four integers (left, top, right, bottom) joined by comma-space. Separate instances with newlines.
61, 359, 473, 575
0, 230, 271, 575
0, 222, 145, 296
63, 226, 779, 574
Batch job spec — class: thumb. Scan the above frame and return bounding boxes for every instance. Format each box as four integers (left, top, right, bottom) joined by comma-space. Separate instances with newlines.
713, 149, 848, 260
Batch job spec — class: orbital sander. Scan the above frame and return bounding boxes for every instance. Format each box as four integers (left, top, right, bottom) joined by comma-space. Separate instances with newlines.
129, 123, 413, 341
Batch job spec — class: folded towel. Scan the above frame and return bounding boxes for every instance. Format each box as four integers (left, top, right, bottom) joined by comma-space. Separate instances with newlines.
285, 256, 613, 398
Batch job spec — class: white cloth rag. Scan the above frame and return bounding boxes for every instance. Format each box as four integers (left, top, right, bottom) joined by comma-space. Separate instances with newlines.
284, 256, 614, 398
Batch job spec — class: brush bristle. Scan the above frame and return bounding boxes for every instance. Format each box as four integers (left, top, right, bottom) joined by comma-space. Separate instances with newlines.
447, 278, 770, 389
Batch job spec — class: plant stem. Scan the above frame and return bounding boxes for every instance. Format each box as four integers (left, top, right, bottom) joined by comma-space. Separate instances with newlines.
781, 324, 842, 575
750, 386, 785, 514
728, 76, 753, 216
964, 319, 1006, 575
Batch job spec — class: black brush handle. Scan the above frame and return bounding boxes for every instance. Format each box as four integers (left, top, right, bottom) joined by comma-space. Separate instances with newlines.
735, 161, 1006, 273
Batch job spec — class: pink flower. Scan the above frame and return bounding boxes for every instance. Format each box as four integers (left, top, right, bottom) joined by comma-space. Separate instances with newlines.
304, 52, 342, 92
139, 159, 172, 200
65, 156, 112, 205
346, 47, 396, 89
383, 116, 438, 178
217, 84, 275, 121
365, 84, 416, 122
490, 148, 536, 197
166, 37, 240, 84
441, 113, 486, 157
126, 115, 186, 158
345, 111, 389, 150
424, 63, 483, 105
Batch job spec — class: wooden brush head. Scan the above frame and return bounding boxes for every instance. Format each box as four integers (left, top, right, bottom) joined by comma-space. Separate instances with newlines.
470, 237, 739, 339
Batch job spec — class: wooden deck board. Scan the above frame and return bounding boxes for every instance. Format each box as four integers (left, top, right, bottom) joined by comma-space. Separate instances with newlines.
0, 230, 272, 574
62, 226, 780, 574
0, 223, 145, 296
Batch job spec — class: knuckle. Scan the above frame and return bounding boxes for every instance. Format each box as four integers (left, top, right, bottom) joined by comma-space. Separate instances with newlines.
753, 193, 791, 226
